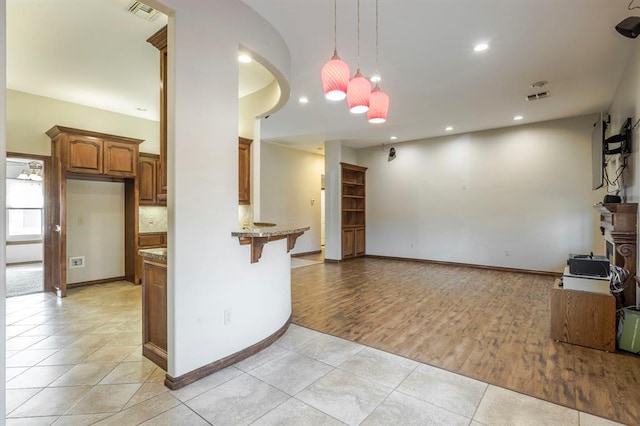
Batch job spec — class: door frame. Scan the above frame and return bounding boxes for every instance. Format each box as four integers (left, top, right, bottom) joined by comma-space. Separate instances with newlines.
6, 152, 52, 293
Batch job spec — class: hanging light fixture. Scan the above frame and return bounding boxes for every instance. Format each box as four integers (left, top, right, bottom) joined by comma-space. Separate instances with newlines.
347, 0, 371, 113
368, 0, 389, 123
321, 0, 350, 101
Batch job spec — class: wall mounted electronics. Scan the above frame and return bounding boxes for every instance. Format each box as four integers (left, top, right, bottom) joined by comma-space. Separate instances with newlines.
604, 117, 632, 155
592, 112, 606, 190
616, 16, 640, 38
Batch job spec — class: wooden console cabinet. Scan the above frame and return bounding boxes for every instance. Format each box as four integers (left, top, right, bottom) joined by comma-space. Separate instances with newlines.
550, 279, 616, 351
595, 203, 637, 306
341, 163, 367, 259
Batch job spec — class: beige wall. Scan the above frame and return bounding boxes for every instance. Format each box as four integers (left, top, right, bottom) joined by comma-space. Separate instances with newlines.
238, 80, 280, 140
357, 115, 604, 273
66, 179, 125, 284
7, 89, 160, 155
260, 142, 324, 254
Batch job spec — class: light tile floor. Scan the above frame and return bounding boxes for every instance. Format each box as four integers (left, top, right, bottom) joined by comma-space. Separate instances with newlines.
5, 281, 624, 426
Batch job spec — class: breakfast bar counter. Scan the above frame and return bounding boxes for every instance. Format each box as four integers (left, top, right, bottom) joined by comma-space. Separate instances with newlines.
232, 223, 310, 263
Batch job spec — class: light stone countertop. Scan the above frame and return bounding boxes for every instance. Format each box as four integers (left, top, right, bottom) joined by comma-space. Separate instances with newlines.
231, 223, 310, 238
139, 247, 167, 263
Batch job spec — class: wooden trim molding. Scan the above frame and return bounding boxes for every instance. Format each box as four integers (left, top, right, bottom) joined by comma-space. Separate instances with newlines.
365, 255, 561, 278
323, 259, 343, 264
6, 240, 44, 246
291, 250, 322, 258
6, 260, 42, 266
147, 25, 167, 50
164, 314, 292, 390
66, 276, 128, 289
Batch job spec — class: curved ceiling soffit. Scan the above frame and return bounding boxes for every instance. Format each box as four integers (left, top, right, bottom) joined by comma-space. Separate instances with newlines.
240, 46, 291, 120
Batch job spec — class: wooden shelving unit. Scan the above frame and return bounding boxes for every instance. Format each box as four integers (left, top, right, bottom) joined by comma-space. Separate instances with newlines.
341, 163, 367, 259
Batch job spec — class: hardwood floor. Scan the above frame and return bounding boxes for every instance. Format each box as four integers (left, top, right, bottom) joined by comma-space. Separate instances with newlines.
291, 257, 640, 425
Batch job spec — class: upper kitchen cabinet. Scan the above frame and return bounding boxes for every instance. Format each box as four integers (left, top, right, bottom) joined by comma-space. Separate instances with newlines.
139, 153, 165, 206
239, 137, 252, 205
47, 126, 142, 178
147, 26, 167, 202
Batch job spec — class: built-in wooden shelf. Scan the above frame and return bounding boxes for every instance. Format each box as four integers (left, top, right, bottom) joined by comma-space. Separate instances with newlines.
341, 163, 367, 259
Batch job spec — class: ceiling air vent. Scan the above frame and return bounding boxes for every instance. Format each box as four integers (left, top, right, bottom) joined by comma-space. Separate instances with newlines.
526, 91, 550, 101
126, 1, 160, 21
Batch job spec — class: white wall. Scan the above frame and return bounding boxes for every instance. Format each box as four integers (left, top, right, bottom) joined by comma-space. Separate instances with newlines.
7, 89, 160, 155
6, 243, 43, 264
1, 0, 7, 412
145, 0, 293, 377
66, 180, 125, 283
609, 40, 640, 204
260, 142, 323, 254
358, 115, 604, 273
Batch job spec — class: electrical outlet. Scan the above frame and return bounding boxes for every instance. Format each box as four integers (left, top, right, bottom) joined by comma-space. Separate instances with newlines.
224, 309, 232, 325
69, 256, 85, 268
505, 249, 511, 256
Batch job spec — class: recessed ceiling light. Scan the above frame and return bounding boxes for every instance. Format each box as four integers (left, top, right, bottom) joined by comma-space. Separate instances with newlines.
370, 73, 381, 83
445, 126, 453, 131
474, 42, 489, 52
390, 136, 397, 140
299, 96, 309, 104
514, 115, 524, 121
238, 54, 252, 63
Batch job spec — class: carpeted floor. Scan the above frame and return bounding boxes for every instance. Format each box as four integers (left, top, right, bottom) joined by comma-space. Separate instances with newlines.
6, 264, 43, 297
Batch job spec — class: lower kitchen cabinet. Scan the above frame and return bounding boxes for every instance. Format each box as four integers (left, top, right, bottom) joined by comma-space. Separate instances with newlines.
142, 257, 167, 370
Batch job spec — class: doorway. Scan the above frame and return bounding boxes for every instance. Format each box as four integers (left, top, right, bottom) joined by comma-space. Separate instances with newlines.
5, 154, 49, 297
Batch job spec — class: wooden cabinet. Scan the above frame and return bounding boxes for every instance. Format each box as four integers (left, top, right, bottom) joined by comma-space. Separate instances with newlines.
105, 141, 137, 177
341, 163, 367, 259
147, 26, 168, 201
239, 137, 252, 205
49, 126, 141, 178
68, 136, 103, 174
142, 257, 167, 370
138, 153, 165, 206
137, 232, 167, 284
46, 125, 144, 296
550, 279, 616, 351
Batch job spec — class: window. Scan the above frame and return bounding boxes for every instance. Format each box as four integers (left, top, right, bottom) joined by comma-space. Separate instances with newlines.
6, 179, 44, 240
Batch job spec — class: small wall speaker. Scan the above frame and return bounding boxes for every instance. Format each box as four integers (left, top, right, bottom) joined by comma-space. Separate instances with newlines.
616, 16, 640, 39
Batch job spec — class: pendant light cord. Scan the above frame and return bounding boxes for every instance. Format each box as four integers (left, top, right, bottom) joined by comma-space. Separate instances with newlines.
333, 0, 338, 56
375, 0, 379, 72
356, 0, 361, 71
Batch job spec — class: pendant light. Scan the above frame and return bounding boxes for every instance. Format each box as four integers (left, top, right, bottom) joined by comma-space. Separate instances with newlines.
321, 0, 350, 101
347, 0, 371, 113
368, 0, 389, 123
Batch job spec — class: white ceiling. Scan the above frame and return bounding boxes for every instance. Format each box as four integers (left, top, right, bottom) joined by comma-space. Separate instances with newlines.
6, 0, 638, 152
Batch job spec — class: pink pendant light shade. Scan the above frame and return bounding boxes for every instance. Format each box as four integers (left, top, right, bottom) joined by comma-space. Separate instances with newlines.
321, 52, 350, 101
347, 70, 371, 113
367, 85, 389, 123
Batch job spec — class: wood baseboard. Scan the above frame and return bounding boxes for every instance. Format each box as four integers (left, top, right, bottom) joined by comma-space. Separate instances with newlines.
164, 314, 292, 390
323, 259, 342, 264
291, 250, 322, 258
6, 260, 43, 266
364, 254, 561, 278
66, 276, 129, 289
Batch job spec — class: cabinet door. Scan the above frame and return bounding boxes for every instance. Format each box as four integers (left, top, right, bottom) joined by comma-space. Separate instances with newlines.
355, 227, 366, 256
139, 156, 157, 205
239, 138, 252, 205
143, 261, 168, 367
342, 228, 355, 259
68, 136, 103, 174
139, 233, 164, 247
105, 141, 137, 177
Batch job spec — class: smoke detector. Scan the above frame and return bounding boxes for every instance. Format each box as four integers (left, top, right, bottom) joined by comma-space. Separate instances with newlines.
526, 91, 550, 101
126, 1, 160, 21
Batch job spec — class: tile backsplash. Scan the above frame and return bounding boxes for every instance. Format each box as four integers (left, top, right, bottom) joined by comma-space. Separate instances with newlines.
139, 206, 168, 233
239, 204, 253, 227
